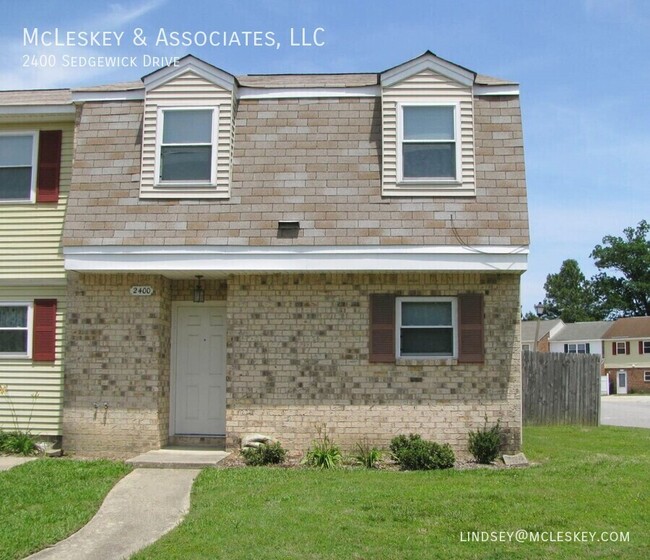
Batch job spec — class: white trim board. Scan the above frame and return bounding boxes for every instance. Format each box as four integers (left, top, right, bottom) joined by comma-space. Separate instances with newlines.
64, 245, 528, 273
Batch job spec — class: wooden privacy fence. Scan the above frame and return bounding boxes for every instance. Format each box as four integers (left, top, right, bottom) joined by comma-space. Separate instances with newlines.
522, 351, 601, 426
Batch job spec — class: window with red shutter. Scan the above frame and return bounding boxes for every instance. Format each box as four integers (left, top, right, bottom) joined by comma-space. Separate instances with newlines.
458, 293, 484, 363
369, 294, 395, 363
36, 130, 62, 203
33, 299, 57, 362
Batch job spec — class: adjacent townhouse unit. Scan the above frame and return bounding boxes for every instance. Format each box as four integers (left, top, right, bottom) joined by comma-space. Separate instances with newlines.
521, 319, 563, 352
5, 51, 530, 457
548, 321, 611, 356
603, 316, 650, 394
0, 90, 74, 441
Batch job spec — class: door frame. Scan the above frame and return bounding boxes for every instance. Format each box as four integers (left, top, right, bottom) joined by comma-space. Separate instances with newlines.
169, 301, 227, 437
616, 369, 628, 395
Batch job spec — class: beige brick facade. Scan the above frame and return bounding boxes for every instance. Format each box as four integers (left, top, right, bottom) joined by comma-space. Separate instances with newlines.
63, 271, 522, 456
59, 55, 528, 457
63, 96, 527, 248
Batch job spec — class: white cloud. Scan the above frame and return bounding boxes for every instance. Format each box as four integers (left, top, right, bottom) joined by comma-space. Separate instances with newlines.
0, 0, 168, 89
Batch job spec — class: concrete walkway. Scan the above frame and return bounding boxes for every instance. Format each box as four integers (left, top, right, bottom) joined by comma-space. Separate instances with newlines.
26, 468, 200, 560
0, 456, 37, 471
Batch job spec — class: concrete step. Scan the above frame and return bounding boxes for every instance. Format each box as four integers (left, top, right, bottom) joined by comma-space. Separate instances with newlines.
126, 448, 230, 469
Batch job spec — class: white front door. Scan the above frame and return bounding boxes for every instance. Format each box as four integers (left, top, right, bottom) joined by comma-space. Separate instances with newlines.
616, 370, 628, 395
173, 304, 226, 435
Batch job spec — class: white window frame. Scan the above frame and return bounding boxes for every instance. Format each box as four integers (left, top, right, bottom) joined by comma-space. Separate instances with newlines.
0, 131, 38, 204
396, 101, 461, 185
644, 371, 650, 383
154, 106, 218, 187
0, 302, 33, 359
616, 341, 627, 355
522, 344, 531, 352
396, 296, 457, 359
643, 340, 650, 354
567, 343, 588, 354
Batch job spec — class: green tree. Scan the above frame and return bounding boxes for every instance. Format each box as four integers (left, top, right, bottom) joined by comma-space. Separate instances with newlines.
590, 220, 650, 317
542, 259, 603, 322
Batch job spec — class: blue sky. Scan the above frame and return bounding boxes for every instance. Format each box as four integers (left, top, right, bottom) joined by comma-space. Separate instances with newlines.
2, 0, 647, 314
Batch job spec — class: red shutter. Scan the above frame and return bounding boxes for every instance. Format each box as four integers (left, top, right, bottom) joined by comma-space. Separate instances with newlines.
625, 341, 630, 355
458, 293, 484, 363
639, 341, 644, 355
33, 299, 57, 362
36, 130, 62, 203
612, 342, 617, 355
369, 294, 395, 363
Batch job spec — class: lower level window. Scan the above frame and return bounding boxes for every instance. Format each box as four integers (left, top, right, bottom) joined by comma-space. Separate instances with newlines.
644, 372, 650, 383
0, 304, 29, 356
397, 297, 456, 357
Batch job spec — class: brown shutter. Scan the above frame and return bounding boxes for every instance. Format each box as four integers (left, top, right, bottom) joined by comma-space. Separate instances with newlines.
33, 299, 57, 362
625, 341, 630, 355
36, 130, 62, 203
369, 294, 395, 363
458, 293, 484, 363
612, 342, 617, 355
639, 341, 644, 354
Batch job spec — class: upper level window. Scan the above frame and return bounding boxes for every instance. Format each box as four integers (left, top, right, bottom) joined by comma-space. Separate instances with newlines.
157, 108, 216, 184
396, 297, 457, 358
399, 105, 458, 182
616, 341, 627, 355
0, 304, 30, 357
0, 133, 37, 202
566, 343, 589, 354
643, 341, 650, 354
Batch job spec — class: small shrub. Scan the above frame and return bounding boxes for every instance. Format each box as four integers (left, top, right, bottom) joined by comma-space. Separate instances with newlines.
389, 433, 422, 459
468, 419, 502, 464
241, 441, 287, 466
390, 433, 455, 470
303, 427, 342, 469
0, 430, 36, 455
354, 441, 381, 469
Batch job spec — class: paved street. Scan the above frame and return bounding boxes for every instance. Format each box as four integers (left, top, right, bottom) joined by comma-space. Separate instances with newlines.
600, 395, 650, 428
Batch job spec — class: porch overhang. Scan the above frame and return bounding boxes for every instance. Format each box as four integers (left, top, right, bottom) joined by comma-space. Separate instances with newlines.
64, 245, 528, 274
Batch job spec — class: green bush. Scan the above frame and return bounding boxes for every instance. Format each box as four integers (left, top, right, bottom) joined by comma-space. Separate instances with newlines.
354, 441, 381, 469
390, 434, 455, 470
303, 428, 342, 469
241, 441, 287, 466
468, 420, 502, 464
0, 430, 36, 455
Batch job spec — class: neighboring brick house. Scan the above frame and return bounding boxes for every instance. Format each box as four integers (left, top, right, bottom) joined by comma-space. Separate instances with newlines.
603, 316, 650, 394
59, 52, 529, 457
0, 90, 74, 440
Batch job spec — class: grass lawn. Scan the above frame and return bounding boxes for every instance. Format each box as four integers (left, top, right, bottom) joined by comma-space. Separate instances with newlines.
133, 426, 650, 560
0, 458, 131, 560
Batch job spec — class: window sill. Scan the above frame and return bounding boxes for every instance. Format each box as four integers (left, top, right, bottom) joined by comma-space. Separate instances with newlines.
396, 357, 458, 367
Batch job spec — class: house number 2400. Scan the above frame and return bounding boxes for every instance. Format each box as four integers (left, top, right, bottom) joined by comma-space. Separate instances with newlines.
130, 286, 154, 296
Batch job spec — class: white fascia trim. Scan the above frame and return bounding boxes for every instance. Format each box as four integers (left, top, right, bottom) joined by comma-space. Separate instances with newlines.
64, 245, 528, 273
144, 60, 235, 92
71, 89, 145, 102
382, 57, 474, 88
0, 105, 75, 115
238, 86, 380, 99
473, 85, 520, 96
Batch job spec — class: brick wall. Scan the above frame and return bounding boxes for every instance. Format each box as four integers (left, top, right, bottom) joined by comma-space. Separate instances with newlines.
63, 96, 528, 248
62, 273, 172, 457
63, 271, 521, 457
226, 271, 522, 454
